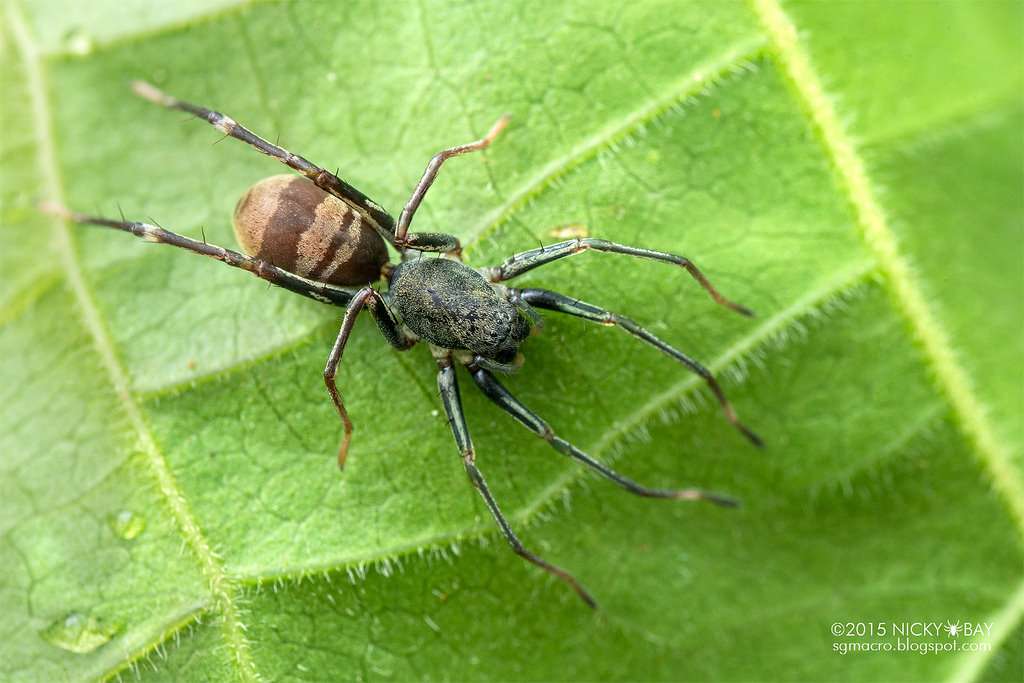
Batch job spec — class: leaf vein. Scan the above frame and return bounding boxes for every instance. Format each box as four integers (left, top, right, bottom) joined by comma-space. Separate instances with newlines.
865, 89, 1024, 153
461, 34, 770, 253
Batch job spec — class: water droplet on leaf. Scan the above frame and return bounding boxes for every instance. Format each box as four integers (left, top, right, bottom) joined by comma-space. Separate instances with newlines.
109, 510, 146, 540
40, 612, 120, 653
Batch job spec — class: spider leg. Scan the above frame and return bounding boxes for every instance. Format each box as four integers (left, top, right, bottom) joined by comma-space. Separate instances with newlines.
130, 81, 397, 246
488, 238, 753, 317
40, 203, 354, 307
324, 288, 414, 468
469, 365, 738, 506
516, 288, 763, 448
436, 358, 597, 608
394, 116, 509, 252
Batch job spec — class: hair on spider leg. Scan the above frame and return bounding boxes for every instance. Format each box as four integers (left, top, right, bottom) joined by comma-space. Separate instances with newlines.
176, 113, 196, 131
43, 81, 765, 608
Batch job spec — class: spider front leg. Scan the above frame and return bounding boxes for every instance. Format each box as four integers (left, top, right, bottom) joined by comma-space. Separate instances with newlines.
394, 116, 510, 253
516, 288, 763, 447
469, 365, 739, 506
488, 238, 754, 317
435, 358, 597, 608
131, 81, 398, 246
325, 288, 414, 468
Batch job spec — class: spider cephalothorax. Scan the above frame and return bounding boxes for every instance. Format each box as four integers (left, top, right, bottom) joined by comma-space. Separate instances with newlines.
44, 82, 761, 608
390, 258, 532, 363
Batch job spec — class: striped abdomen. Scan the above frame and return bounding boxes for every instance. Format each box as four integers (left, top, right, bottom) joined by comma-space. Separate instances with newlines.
232, 174, 389, 286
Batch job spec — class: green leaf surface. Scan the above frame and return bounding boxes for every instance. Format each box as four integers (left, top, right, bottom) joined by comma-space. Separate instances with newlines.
2, 1, 1021, 681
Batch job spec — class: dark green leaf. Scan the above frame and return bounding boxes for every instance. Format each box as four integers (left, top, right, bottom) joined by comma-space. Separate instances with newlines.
2, 1, 1021, 681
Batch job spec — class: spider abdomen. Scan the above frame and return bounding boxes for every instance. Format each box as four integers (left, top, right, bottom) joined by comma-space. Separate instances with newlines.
232, 174, 388, 286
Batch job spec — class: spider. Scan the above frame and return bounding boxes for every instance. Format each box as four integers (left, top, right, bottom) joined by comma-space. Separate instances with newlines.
43, 82, 762, 608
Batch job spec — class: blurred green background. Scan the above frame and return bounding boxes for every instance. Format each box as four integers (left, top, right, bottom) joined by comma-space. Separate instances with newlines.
1, 1, 1022, 681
